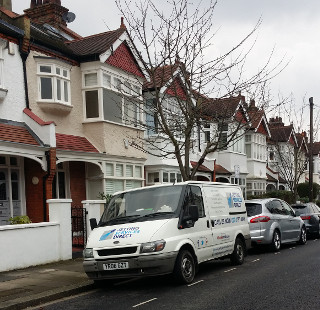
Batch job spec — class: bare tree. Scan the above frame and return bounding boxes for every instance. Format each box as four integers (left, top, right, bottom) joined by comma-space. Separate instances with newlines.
267, 115, 308, 201
116, 0, 287, 180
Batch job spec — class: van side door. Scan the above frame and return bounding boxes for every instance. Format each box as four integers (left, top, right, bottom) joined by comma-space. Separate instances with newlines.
181, 185, 214, 263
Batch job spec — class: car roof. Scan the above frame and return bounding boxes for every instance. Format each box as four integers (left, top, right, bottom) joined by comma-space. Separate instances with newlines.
245, 198, 277, 203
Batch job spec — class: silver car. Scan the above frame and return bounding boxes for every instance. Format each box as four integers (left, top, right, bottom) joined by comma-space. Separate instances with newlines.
245, 198, 307, 251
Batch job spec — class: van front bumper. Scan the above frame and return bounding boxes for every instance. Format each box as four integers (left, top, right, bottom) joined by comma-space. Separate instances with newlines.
83, 251, 177, 280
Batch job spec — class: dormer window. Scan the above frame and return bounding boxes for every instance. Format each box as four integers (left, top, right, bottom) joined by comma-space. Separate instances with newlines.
37, 62, 71, 105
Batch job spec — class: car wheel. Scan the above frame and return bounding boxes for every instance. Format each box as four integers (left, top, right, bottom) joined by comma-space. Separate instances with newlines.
270, 230, 281, 251
173, 249, 196, 284
298, 226, 307, 245
230, 238, 245, 265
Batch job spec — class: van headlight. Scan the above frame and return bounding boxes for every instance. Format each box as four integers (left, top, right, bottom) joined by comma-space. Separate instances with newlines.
83, 248, 94, 258
140, 240, 166, 253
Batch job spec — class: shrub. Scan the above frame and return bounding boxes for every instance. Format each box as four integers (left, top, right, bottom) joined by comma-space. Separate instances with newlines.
247, 190, 295, 204
297, 183, 320, 200
8, 215, 32, 225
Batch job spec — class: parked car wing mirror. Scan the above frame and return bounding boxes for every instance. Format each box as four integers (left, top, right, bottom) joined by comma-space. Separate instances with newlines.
90, 218, 98, 230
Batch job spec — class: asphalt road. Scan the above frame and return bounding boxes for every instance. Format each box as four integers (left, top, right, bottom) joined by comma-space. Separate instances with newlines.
33, 239, 320, 310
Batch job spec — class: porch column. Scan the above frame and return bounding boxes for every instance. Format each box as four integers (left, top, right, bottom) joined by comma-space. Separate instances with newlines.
82, 200, 105, 238
48, 199, 72, 260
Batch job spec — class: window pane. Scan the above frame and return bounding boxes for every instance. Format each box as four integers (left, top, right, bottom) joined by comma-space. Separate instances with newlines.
177, 174, 182, 182
126, 165, 133, 177
85, 73, 98, 86
124, 98, 138, 126
135, 166, 142, 178
64, 80, 68, 102
103, 89, 122, 123
57, 79, 61, 100
0, 157, 5, 165
246, 145, 251, 158
113, 78, 121, 90
40, 65, 51, 73
123, 81, 131, 94
85, 90, 99, 118
10, 157, 17, 166
106, 163, 113, 176
116, 164, 123, 177
163, 172, 168, 182
103, 73, 111, 88
56, 67, 61, 75
11, 171, 18, 200
170, 173, 175, 183
0, 182, 6, 200
63, 70, 68, 77
40, 77, 53, 99
148, 172, 159, 183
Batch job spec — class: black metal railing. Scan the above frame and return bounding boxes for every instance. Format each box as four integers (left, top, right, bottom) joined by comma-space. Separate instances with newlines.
71, 205, 87, 248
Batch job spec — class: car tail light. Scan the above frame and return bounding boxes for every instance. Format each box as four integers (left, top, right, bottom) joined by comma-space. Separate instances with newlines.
301, 215, 311, 220
250, 216, 271, 223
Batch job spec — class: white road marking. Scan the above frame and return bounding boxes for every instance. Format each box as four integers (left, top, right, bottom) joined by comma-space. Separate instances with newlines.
224, 268, 236, 273
251, 259, 260, 263
289, 247, 296, 250
187, 280, 204, 287
133, 298, 157, 308
274, 252, 280, 255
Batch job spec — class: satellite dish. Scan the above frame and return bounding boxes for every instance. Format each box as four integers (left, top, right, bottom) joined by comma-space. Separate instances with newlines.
62, 12, 76, 23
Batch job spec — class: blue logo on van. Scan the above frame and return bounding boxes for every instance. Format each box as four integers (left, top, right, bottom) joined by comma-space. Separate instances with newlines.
100, 229, 116, 241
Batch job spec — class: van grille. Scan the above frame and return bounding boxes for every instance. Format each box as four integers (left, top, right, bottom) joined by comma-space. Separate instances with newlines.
97, 246, 138, 256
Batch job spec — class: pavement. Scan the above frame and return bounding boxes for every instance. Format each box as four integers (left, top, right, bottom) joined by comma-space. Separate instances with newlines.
0, 252, 94, 310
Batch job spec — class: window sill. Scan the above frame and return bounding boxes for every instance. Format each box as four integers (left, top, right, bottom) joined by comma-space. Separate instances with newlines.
37, 101, 73, 113
0, 87, 8, 102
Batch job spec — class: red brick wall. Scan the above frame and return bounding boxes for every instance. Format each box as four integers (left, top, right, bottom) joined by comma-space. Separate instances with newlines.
69, 162, 86, 207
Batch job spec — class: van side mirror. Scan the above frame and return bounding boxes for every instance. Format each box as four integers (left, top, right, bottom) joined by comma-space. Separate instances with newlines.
90, 218, 98, 230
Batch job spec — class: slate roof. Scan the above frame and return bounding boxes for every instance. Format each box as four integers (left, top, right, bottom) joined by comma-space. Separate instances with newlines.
199, 95, 246, 121
0, 120, 41, 146
66, 28, 125, 57
266, 173, 277, 182
215, 164, 231, 175
56, 133, 99, 153
144, 62, 181, 89
269, 125, 294, 143
190, 161, 211, 172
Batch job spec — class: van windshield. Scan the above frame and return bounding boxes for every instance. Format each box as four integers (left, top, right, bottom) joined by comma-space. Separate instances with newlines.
99, 185, 183, 225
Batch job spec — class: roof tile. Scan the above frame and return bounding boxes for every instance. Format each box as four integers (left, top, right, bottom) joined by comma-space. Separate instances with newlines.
56, 133, 99, 153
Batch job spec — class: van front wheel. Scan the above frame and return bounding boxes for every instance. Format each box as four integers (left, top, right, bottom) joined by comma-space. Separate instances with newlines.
230, 238, 245, 265
173, 249, 195, 284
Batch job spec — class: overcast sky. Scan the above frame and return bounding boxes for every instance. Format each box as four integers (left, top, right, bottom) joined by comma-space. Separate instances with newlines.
12, 0, 320, 134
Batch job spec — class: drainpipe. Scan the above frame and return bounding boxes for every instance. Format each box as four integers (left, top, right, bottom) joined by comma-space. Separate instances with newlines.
18, 39, 30, 109
43, 150, 50, 221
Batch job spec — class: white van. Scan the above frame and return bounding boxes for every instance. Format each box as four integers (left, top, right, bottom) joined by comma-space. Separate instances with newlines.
83, 181, 251, 284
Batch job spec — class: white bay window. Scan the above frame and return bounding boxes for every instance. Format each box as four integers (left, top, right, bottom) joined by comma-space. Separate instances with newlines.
83, 70, 141, 127
38, 63, 70, 104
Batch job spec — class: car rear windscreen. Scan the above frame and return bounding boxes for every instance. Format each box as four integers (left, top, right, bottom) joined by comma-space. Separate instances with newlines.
245, 203, 262, 217
291, 205, 309, 215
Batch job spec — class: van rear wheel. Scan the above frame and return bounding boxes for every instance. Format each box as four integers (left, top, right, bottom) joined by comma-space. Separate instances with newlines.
230, 238, 245, 265
173, 249, 195, 284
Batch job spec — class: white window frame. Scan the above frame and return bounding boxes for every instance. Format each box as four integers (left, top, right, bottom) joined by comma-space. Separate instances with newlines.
37, 62, 71, 105
83, 69, 142, 127
0, 40, 5, 89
